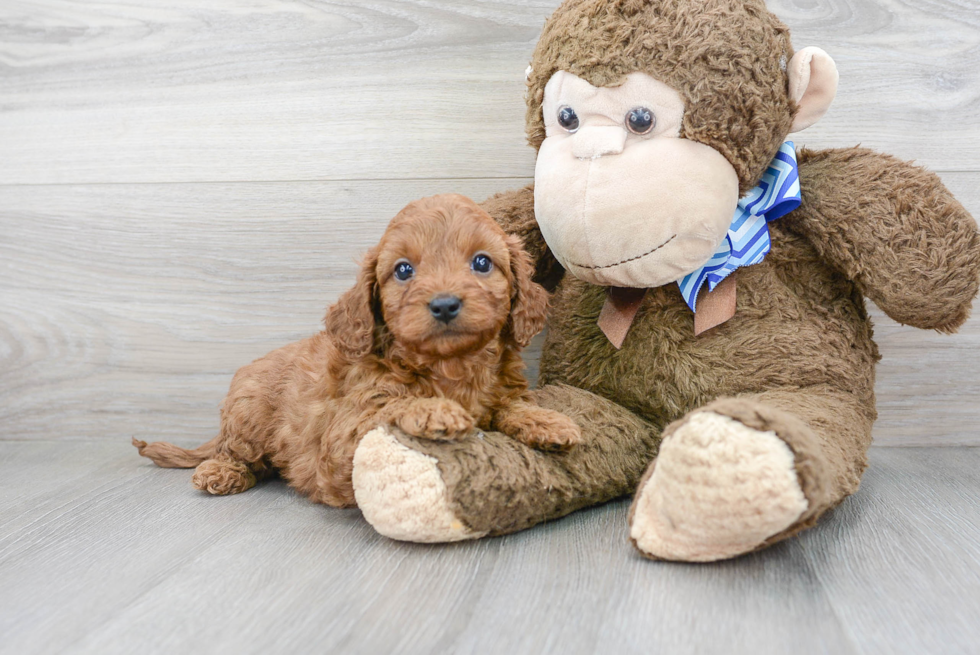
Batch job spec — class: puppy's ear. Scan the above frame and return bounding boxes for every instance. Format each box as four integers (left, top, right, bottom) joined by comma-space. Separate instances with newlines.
324, 247, 381, 358
505, 234, 549, 347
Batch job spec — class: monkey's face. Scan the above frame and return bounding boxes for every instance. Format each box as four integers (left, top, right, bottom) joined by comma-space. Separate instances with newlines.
534, 71, 741, 288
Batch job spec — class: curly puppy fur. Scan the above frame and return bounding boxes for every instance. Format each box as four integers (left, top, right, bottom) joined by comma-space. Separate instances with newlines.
134, 194, 580, 507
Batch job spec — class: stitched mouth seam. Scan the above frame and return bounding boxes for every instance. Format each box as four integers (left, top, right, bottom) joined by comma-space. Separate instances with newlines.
571, 234, 677, 270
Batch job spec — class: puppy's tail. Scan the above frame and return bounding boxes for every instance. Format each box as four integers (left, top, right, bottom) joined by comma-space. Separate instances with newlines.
132, 436, 220, 468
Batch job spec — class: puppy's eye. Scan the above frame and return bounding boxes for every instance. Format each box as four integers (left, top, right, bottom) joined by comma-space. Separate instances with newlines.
557, 106, 579, 132
471, 254, 493, 274
393, 260, 414, 281
626, 107, 656, 135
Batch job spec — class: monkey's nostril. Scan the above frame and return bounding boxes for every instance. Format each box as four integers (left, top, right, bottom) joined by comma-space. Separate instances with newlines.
429, 295, 462, 324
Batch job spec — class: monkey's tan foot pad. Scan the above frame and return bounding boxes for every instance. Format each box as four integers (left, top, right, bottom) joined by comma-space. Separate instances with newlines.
629, 411, 808, 562
352, 427, 488, 543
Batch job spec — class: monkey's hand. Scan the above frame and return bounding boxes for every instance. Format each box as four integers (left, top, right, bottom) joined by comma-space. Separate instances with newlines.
788, 147, 980, 332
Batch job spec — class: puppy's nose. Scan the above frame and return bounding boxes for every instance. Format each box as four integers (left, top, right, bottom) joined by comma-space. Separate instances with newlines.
429, 295, 462, 323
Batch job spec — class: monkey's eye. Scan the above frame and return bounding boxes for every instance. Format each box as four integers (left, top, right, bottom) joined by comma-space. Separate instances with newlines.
393, 260, 414, 281
557, 106, 580, 132
471, 253, 493, 274
626, 107, 656, 135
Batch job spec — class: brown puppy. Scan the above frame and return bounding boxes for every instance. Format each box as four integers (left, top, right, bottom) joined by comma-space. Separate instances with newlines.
134, 194, 581, 507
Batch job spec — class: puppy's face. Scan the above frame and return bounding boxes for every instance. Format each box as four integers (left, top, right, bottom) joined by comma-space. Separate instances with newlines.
375, 196, 517, 358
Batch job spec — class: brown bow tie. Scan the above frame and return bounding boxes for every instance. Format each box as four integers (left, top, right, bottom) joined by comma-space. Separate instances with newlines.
597, 274, 737, 349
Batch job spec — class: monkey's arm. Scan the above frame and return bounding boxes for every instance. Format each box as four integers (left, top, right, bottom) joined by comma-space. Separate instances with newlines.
480, 184, 565, 291
784, 147, 980, 331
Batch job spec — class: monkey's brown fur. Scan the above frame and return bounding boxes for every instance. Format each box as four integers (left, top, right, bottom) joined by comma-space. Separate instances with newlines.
135, 194, 579, 507
355, 0, 980, 555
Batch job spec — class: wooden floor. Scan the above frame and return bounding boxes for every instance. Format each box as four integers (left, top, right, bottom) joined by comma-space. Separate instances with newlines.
1, 441, 978, 655
3, 0, 980, 653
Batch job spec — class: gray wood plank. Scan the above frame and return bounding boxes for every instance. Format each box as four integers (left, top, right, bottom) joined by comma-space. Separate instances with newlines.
0, 442, 329, 655
439, 512, 858, 655
1, 441, 978, 655
872, 308, 980, 446
0, 0, 551, 184
2, 175, 978, 445
799, 447, 980, 655
1, 0, 978, 184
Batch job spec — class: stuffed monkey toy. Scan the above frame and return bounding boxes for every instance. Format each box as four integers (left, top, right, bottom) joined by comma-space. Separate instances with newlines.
350, 0, 980, 561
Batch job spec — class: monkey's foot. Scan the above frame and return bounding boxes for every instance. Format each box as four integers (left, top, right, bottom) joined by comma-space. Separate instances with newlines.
352, 427, 486, 542
629, 411, 809, 562
352, 384, 659, 543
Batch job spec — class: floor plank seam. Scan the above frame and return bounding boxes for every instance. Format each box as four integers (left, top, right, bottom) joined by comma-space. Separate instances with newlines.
0, 176, 538, 188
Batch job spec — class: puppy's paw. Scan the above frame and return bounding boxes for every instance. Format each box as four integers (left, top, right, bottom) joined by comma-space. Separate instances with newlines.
192, 458, 257, 495
501, 404, 582, 452
394, 398, 475, 441
517, 411, 582, 451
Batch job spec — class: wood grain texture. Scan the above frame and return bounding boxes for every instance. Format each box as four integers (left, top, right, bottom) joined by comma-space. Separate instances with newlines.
1, 175, 978, 445
1, 0, 979, 184
1, 440, 978, 655
799, 447, 980, 654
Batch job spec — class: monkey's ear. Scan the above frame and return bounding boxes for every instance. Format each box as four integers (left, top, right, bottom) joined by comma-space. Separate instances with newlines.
505, 234, 549, 348
323, 247, 381, 359
788, 47, 839, 133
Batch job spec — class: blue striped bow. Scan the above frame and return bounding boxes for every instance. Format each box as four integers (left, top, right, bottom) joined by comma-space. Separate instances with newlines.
677, 141, 801, 311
